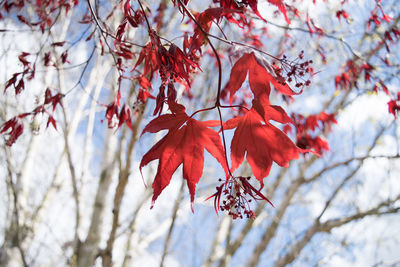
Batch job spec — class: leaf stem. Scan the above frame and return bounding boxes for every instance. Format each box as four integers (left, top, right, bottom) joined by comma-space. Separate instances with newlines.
137, 0, 152, 33
220, 104, 250, 111
216, 106, 234, 178
188, 105, 217, 119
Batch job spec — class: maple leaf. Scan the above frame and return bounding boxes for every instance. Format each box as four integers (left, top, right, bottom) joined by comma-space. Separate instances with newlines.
140, 103, 229, 210
188, 7, 247, 54
224, 108, 307, 186
222, 52, 299, 106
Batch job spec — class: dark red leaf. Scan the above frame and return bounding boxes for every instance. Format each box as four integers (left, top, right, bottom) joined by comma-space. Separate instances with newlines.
118, 104, 133, 130
0, 117, 24, 146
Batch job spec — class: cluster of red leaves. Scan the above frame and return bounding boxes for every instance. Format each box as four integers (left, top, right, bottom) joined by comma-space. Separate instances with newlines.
381, 27, 400, 52
334, 60, 385, 92
5, 0, 398, 220
367, 1, 392, 31
133, 30, 200, 115
1, 0, 78, 31
215, 0, 290, 24
5, 47, 70, 98
286, 112, 337, 155
182, 0, 291, 58
43, 42, 70, 67
0, 117, 25, 146
336, 9, 350, 23
334, 59, 395, 104
114, 0, 144, 48
104, 90, 133, 130
4, 52, 35, 95
139, 51, 314, 215
1, 14, 72, 146
334, 60, 360, 90
365, 2, 400, 55
137, 31, 201, 84
1, 88, 63, 146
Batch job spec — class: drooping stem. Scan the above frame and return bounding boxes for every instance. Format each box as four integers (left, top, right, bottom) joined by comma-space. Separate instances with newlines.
216, 106, 234, 178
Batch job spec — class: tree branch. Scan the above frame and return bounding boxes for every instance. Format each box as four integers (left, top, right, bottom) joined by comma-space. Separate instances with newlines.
274, 195, 400, 267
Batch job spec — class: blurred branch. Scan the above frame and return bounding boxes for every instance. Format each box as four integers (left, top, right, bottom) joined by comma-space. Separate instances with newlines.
61, 102, 81, 245
202, 216, 231, 267
159, 180, 185, 267
305, 153, 400, 183
244, 176, 306, 267
3, 148, 28, 267
102, 99, 145, 267
274, 195, 400, 267
76, 95, 119, 267
271, 123, 397, 267
121, 188, 152, 267
264, 19, 362, 59
31, 150, 65, 227
306, 123, 395, 184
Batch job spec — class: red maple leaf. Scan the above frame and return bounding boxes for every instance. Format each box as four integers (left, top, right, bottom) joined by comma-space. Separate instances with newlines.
224, 108, 307, 186
222, 52, 299, 106
140, 103, 229, 210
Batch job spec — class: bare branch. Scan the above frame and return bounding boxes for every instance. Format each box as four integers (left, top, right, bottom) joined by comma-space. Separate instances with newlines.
274, 195, 400, 267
